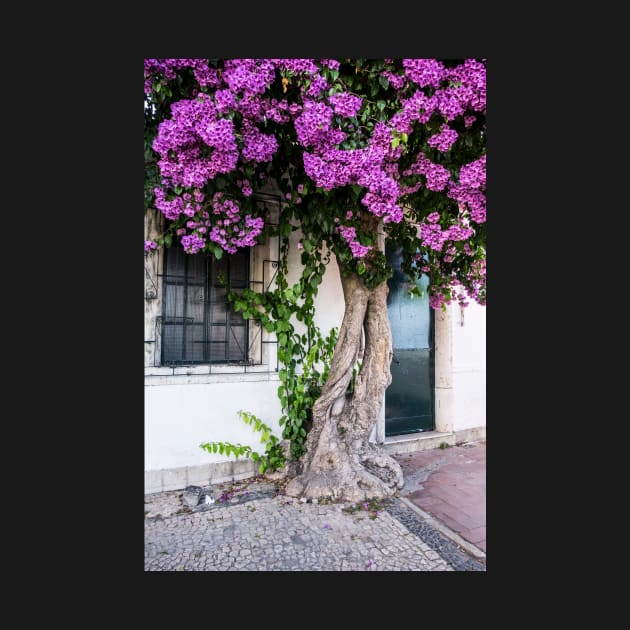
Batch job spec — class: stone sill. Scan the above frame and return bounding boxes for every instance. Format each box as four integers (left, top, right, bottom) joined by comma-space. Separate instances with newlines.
145, 369, 281, 386
382, 431, 454, 454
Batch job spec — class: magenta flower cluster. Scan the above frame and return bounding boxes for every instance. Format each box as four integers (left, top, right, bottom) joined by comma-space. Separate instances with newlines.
306, 73, 329, 98
144, 59, 219, 95
418, 210, 475, 253
391, 90, 437, 134
241, 120, 278, 162
336, 225, 371, 258
402, 59, 445, 88
145, 58, 485, 289
294, 101, 335, 149
329, 92, 363, 118
427, 124, 458, 152
171, 191, 265, 255
319, 59, 340, 70
273, 59, 319, 74
154, 187, 205, 220
206, 193, 264, 254
448, 184, 486, 224
380, 70, 406, 90
446, 156, 486, 224
152, 94, 238, 188
445, 59, 486, 113
404, 153, 451, 191
459, 155, 486, 189
222, 59, 276, 95
181, 233, 206, 254
428, 255, 486, 309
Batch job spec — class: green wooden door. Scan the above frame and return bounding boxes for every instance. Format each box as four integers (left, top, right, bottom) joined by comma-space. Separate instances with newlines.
385, 244, 434, 436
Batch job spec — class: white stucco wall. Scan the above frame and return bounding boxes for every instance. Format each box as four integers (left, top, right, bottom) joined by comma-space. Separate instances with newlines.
449, 301, 486, 432
145, 377, 282, 471
285, 227, 345, 339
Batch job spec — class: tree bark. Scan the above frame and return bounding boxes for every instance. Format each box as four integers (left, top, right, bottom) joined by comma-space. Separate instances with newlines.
285, 226, 404, 502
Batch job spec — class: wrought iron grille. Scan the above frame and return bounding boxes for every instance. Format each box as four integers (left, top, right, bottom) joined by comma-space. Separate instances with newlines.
160, 246, 249, 365
152, 192, 281, 371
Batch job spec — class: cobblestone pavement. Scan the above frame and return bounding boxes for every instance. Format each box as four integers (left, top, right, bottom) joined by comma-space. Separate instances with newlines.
145, 495, 454, 571
145, 441, 487, 572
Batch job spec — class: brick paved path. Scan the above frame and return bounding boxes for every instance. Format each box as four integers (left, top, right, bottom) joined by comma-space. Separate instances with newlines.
395, 441, 486, 552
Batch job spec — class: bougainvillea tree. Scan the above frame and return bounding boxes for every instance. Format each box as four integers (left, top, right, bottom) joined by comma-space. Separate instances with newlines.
144, 58, 486, 501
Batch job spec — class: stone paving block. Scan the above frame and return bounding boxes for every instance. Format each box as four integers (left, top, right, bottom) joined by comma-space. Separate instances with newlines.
464, 526, 486, 544
182, 486, 203, 509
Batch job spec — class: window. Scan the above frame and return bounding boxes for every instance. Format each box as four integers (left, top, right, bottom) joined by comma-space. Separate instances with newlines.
160, 246, 249, 365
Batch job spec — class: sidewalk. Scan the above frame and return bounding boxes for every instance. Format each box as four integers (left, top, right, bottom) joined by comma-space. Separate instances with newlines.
394, 440, 486, 555
144, 441, 486, 571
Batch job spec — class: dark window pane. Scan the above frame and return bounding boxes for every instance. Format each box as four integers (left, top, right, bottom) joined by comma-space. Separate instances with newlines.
161, 246, 248, 365
229, 250, 249, 288
228, 326, 247, 361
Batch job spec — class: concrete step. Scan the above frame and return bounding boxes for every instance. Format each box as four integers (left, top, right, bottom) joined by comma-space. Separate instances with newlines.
382, 431, 455, 454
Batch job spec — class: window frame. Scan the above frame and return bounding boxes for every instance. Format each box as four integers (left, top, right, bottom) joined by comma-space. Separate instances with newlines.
160, 246, 250, 366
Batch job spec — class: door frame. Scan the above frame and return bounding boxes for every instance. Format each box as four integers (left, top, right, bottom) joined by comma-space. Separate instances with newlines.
372, 305, 455, 442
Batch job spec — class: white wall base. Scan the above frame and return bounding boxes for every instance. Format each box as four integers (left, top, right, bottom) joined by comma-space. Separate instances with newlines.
145, 426, 486, 494
145, 459, 258, 494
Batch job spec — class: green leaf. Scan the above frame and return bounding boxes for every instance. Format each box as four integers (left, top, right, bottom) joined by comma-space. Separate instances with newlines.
377, 100, 386, 112
357, 262, 366, 275
379, 75, 390, 90
391, 137, 400, 149
164, 233, 172, 248
214, 246, 223, 260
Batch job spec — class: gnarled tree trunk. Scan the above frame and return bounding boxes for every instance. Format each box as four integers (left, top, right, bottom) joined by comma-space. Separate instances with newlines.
285, 225, 404, 502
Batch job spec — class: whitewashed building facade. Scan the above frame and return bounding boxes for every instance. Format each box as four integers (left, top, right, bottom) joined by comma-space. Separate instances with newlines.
144, 194, 486, 493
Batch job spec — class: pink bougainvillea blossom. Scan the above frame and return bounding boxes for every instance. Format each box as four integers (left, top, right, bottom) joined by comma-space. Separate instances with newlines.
144, 58, 486, 309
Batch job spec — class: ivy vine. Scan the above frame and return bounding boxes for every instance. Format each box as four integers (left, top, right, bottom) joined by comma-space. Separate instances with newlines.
200, 410, 285, 474
229, 209, 337, 461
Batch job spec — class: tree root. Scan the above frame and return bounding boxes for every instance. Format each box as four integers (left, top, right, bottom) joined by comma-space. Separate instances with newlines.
360, 446, 404, 491
286, 448, 401, 503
